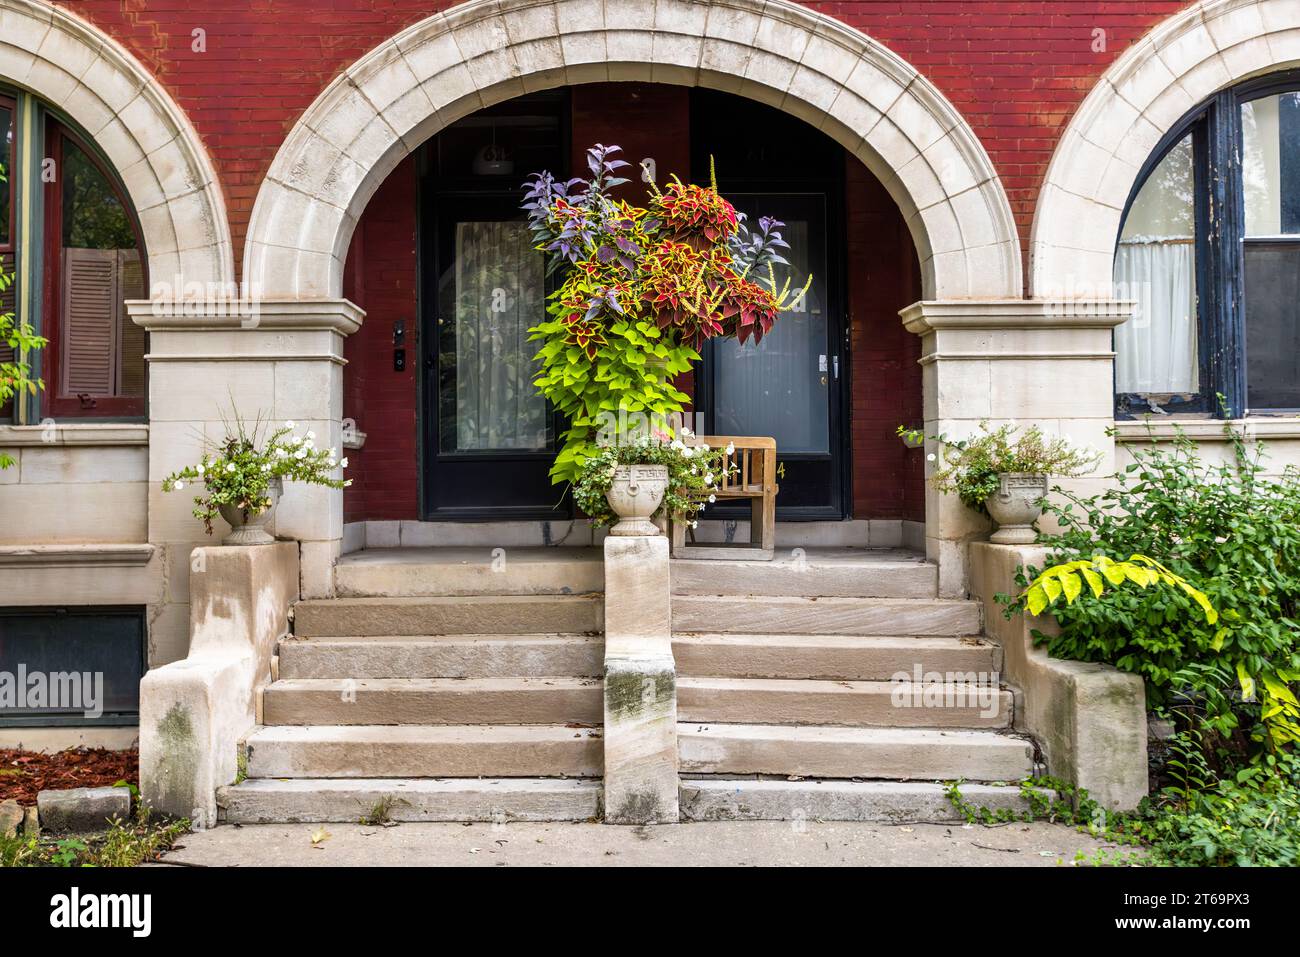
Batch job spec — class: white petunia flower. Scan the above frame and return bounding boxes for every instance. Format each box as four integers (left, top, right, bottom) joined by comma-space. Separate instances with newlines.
285, 420, 295, 429
708, 494, 716, 503
226, 463, 236, 473
196, 463, 205, 475
927, 453, 937, 462
339, 457, 349, 468
704, 473, 714, 485
294, 448, 307, 460
174, 481, 184, 490
725, 442, 735, 455
306, 430, 316, 441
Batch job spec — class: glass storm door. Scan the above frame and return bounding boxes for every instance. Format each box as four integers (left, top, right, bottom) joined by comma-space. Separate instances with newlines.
702, 193, 845, 517
423, 196, 567, 519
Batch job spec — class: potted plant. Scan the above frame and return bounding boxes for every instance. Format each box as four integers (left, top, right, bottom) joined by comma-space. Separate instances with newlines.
574, 431, 734, 536
898, 422, 1100, 544
521, 144, 809, 487
163, 415, 350, 545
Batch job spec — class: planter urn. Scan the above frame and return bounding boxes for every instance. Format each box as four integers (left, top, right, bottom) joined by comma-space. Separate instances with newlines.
606, 464, 669, 536
218, 478, 283, 546
986, 472, 1048, 545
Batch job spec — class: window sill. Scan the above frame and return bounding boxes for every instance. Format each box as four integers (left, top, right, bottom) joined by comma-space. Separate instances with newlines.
1113, 416, 1300, 441
0, 422, 148, 446
0, 544, 154, 567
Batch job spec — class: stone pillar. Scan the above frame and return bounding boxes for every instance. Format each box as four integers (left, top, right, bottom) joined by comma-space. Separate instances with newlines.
139, 543, 298, 826
602, 535, 678, 824
900, 300, 1129, 597
129, 299, 363, 660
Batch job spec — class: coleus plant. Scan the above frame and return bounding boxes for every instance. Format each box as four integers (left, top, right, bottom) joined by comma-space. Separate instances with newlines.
523, 145, 810, 484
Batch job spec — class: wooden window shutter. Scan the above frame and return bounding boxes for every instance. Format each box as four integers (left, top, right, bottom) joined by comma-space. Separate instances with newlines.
60, 247, 118, 397
116, 249, 146, 397
0, 253, 15, 371
0, 254, 15, 416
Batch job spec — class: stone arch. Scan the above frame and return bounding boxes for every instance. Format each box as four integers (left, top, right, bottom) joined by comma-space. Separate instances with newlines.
0, 0, 233, 288
1031, 0, 1300, 298
244, 0, 1020, 301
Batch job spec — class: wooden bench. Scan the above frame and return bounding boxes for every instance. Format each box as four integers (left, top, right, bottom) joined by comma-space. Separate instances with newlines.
670, 434, 778, 561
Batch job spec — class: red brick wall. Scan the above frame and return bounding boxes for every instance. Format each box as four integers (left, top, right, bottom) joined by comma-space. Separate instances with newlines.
59, 0, 1193, 281
340, 156, 419, 523
846, 157, 924, 521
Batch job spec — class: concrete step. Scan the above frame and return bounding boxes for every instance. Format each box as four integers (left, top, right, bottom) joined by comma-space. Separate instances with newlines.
217, 777, 602, 823
677, 677, 1012, 728
679, 779, 1042, 823
671, 595, 980, 636
244, 724, 602, 778
278, 634, 604, 679
671, 548, 937, 598
336, 547, 603, 597
673, 633, 999, 681
262, 677, 603, 726
293, 594, 604, 637
679, 723, 1035, 779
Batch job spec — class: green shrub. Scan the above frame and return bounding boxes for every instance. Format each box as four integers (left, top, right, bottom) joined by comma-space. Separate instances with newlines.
1002, 424, 1300, 755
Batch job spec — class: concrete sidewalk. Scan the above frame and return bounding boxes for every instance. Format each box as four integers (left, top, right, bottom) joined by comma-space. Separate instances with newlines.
156, 820, 1119, 867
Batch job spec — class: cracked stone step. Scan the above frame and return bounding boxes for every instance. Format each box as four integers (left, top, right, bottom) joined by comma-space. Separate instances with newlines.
293, 594, 604, 637
335, 547, 604, 598
679, 723, 1035, 779
672, 633, 1000, 680
671, 595, 981, 636
217, 778, 602, 823
679, 779, 1045, 823
677, 677, 1013, 728
278, 634, 604, 679
671, 548, 938, 598
262, 676, 603, 726
244, 724, 603, 778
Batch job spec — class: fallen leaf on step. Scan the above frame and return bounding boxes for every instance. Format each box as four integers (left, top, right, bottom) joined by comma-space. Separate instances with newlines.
310, 828, 331, 846
899, 827, 914, 833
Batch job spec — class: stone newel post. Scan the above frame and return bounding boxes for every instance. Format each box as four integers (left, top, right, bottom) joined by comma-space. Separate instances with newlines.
602, 535, 679, 824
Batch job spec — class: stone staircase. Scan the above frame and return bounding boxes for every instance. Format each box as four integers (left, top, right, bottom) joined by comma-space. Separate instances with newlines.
216, 548, 607, 823
671, 548, 1041, 821
215, 544, 1041, 824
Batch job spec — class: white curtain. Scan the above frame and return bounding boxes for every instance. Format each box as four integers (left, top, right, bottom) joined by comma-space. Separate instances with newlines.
454, 221, 548, 450
1113, 237, 1198, 394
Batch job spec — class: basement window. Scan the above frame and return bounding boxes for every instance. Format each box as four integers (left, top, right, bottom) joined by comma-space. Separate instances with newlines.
0, 607, 146, 727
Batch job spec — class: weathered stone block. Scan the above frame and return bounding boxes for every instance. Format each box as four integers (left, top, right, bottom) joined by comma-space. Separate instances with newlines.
37, 787, 131, 834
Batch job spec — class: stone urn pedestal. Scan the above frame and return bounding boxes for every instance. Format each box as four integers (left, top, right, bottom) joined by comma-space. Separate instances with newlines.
218, 478, 283, 546
986, 472, 1048, 545
606, 465, 669, 537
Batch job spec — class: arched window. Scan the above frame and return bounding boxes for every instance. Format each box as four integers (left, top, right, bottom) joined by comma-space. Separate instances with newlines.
0, 89, 147, 422
1115, 72, 1300, 418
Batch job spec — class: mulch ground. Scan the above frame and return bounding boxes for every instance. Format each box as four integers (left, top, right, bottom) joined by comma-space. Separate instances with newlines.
0, 748, 139, 807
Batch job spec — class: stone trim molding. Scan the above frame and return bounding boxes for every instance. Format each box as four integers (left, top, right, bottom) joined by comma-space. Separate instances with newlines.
0, 543, 155, 567
0, 422, 149, 446
127, 298, 364, 334
0, 0, 234, 288
1114, 415, 1300, 441
900, 299, 1134, 335
244, 0, 1022, 302
1030, 0, 1300, 298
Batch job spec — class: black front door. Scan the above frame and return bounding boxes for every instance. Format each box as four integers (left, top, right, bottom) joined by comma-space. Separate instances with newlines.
692, 90, 850, 520
418, 94, 571, 520
698, 191, 845, 518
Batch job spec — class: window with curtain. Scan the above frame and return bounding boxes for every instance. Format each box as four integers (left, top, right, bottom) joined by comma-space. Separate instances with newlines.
0, 89, 146, 423
47, 128, 147, 417
1114, 74, 1300, 417
441, 220, 549, 452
